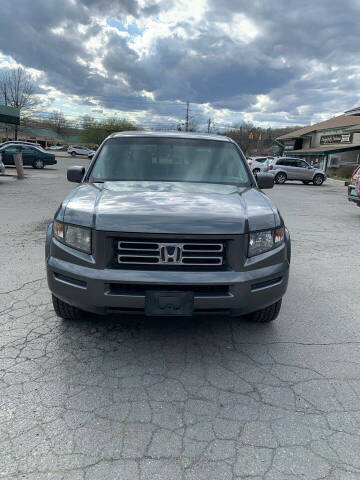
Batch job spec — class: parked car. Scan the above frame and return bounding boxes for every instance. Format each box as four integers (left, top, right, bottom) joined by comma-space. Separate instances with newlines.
67, 145, 95, 157
269, 157, 326, 185
47, 145, 64, 150
0, 154, 5, 175
46, 131, 290, 323
347, 165, 360, 207
0, 140, 44, 150
247, 156, 272, 175
0, 143, 57, 169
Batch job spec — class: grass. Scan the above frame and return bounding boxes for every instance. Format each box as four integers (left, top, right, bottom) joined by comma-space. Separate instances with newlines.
330, 175, 350, 182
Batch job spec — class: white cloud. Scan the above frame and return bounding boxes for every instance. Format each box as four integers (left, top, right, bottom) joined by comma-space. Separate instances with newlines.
1, 0, 360, 130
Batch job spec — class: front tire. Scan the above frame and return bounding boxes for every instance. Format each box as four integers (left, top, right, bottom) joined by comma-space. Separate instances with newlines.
313, 174, 324, 186
52, 295, 82, 320
245, 299, 282, 323
275, 172, 287, 184
33, 159, 44, 169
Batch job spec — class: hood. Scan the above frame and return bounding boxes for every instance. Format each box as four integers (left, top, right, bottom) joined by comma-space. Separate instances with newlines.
58, 181, 279, 234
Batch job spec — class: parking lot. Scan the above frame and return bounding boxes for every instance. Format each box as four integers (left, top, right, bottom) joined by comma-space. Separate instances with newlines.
1, 157, 360, 479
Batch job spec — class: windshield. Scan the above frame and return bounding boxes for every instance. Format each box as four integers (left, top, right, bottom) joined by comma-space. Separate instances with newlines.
89, 137, 250, 186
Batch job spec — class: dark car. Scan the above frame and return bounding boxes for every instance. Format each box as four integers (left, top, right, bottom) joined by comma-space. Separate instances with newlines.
347, 165, 360, 207
46, 132, 290, 323
0, 143, 56, 169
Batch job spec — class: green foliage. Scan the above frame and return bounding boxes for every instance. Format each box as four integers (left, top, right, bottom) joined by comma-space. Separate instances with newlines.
80, 117, 138, 145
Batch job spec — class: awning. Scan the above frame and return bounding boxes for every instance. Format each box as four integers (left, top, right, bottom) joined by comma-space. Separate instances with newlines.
289, 144, 360, 156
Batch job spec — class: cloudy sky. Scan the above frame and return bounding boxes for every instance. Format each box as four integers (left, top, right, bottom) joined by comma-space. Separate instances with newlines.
1, 0, 360, 130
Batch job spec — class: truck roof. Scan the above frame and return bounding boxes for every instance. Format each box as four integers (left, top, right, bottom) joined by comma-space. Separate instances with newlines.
109, 130, 232, 142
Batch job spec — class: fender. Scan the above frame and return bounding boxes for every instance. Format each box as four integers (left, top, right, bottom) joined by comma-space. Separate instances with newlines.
285, 227, 291, 263
45, 223, 53, 261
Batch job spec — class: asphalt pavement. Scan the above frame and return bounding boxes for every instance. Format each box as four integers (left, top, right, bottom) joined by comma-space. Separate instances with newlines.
1, 159, 360, 479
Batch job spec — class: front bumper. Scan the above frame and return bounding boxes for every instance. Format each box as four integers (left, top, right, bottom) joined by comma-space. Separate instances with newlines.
45, 158, 57, 165
46, 238, 290, 317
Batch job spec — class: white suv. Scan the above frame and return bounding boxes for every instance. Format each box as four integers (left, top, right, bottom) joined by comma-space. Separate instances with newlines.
67, 145, 94, 157
247, 156, 273, 175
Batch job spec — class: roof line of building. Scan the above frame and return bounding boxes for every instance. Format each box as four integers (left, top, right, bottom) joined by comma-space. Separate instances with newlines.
276, 113, 360, 141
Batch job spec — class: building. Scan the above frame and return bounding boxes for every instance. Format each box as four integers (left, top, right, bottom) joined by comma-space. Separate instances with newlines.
276, 108, 360, 173
0, 123, 81, 148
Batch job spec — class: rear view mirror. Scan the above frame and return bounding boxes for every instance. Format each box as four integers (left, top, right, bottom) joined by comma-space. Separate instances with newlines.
256, 173, 274, 189
67, 166, 85, 183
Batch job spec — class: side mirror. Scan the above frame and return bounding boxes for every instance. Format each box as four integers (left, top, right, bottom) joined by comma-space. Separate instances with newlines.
67, 166, 85, 183
256, 173, 274, 189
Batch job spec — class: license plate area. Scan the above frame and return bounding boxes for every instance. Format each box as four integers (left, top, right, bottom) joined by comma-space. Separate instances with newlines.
145, 290, 194, 316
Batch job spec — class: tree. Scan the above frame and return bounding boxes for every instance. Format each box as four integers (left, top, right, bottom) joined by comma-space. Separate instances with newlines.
223, 123, 304, 155
0, 67, 36, 139
81, 114, 94, 129
224, 122, 256, 154
49, 110, 67, 134
80, 117, 138, 145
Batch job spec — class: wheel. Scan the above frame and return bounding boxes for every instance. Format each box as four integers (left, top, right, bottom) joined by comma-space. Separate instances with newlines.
71, 151, 76, 157
313, 174, 324, 186
275, 172, 287, 184
52, 295, 82, 320
302, 180, 310, 185
33, 159, 44, 169
253, 168, 260, 176
245, 299, 282, 323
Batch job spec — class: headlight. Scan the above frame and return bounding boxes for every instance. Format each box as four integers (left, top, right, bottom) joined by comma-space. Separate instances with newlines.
248, 226, 284, 257
54, 221, 91, 253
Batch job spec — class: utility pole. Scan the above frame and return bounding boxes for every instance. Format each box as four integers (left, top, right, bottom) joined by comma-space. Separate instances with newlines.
185, 101, 189, 132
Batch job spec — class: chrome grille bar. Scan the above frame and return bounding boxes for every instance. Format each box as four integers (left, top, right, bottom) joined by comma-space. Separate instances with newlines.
117, 240, 224, 266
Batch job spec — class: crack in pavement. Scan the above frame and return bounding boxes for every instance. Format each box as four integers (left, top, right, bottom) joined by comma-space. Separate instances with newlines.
1, 280, 360, 480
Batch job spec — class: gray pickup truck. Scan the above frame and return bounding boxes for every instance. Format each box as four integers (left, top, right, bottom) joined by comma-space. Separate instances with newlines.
46, 132, 290, 323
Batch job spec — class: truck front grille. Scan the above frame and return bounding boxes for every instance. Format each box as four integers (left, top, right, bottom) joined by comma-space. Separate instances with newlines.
116, 240, 224, 266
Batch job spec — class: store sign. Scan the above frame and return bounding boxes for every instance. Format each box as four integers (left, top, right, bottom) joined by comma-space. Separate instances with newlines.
320, 133, 352, 145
